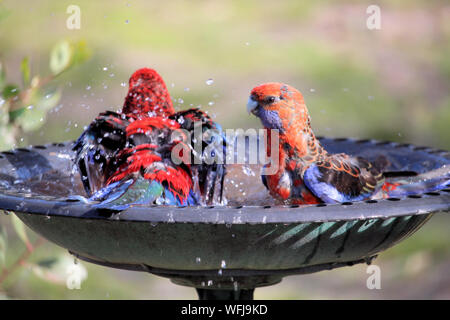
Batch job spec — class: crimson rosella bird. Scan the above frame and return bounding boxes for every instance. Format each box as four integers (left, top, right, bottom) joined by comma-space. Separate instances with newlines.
73, 68, 226, 209
247, 82, 450, 205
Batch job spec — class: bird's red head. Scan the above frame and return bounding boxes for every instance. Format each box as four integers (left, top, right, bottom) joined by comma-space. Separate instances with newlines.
122, 68, 175, 117
247, 82, 309, 132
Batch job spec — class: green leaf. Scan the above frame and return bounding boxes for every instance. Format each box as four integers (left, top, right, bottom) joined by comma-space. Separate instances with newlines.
11, 213, 32, 250
0, 125, 16, 150
2, 84, 19, 99
8, 107, 26, 122
35, 88, 62, 111
36, 257, 59, 269
49, 40, 91, 77
0, 99, 10, 125
15, 107, 46, 132
49, 40, 73, 76
71, 40, 92, 67
0, 222, 7, 268
15, 88, 62, 132
20, 57, 30, 86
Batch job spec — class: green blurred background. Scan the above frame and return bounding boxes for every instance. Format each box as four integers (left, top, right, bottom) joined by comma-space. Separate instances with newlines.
0, 0, 449, 299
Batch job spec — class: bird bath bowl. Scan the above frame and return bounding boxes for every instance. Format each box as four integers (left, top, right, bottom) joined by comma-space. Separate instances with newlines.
0, 137, 449, 300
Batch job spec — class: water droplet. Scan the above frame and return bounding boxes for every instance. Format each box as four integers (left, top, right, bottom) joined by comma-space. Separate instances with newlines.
205, 78, 214, 86
242, 166, 255, 176
120, 82, 127, 87
196, 257, 201, 263
221, 260, 226, 268
103, 67, 108, 71
86, 85, 91, 90
27, 105, 34, 110
208, 101, 214, 106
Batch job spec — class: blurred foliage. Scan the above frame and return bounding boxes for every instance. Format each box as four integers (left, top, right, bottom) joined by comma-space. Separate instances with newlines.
0, 15, 91, 295
0, 0, 445, 149
0, 213, 88, 297
0, 39, 90, 150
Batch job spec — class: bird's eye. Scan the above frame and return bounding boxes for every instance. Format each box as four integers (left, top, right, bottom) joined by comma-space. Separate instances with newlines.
265, 96, 276, 104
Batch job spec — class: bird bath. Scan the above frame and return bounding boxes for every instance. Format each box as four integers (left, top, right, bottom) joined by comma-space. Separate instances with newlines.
0, 137, 448, 300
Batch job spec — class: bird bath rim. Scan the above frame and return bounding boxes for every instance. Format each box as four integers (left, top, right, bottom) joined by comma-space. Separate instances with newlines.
0, 191, 449, 224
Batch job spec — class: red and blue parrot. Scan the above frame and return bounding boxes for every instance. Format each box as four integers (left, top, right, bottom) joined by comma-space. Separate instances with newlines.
247, 82, 450, 205
73, 68, 226, 209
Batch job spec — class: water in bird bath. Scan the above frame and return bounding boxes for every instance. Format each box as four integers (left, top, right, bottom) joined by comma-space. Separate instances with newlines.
0, 137, 448, 208
0, 141, 275, 206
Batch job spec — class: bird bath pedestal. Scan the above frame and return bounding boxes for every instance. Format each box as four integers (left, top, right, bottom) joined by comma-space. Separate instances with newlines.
0, 138, 448, 300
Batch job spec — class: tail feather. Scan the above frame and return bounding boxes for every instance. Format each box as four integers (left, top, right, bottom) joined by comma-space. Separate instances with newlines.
381, 166, 450, 198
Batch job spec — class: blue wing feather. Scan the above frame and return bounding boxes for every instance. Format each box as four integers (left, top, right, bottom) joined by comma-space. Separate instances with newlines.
303, 164, 372, 204
90, 177, 199, 210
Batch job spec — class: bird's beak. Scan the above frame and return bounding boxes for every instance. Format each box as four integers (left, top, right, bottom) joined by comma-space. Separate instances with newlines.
247, 96, 259, 115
